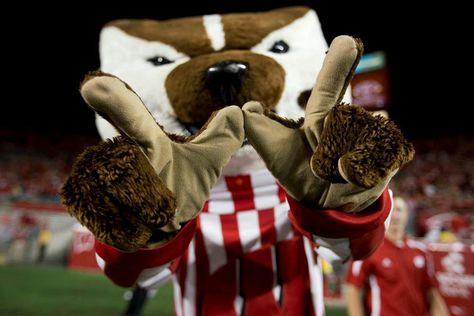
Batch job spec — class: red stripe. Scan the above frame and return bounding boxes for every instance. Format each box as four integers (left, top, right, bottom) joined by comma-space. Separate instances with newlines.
241, 247, 280, 314
201, 201, 209, 213
169, 258, 181, 273
220, 214, 243, 259
202, 261, 238, 316
194, 219, 210, 315
277, 238, 312, 315
225, 175, 255, 211
277, 185, 286, 203
258, 208, 277, 247
178, 248, 188, 301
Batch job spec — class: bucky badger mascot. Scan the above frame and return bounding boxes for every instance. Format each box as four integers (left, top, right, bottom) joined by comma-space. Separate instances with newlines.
62, 6, 413, 316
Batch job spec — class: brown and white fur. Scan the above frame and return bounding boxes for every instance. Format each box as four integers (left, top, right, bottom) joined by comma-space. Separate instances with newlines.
96, 6, 350, 175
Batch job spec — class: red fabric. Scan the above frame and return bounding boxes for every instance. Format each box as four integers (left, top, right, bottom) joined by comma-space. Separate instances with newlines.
241, 247, 278, 315
349, 223, 387, 260
95, 218, 197, 287
221, 213, 243, 259
347, 238, 436, 316
277, 238, 314, 316
199, 237, 316, 316
287, 188, 391, 239
258, 208, 277, 246
287, 189, 391, 260
93, 169, 390, 315
202, 261, 239, 316
226, 175, 256, 211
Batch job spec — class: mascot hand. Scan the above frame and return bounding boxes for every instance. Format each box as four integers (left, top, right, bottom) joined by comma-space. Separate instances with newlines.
61, 72, 244, 251
243, 36, 414, 213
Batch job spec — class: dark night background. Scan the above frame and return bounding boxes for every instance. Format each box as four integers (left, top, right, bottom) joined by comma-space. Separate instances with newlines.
3, 1, 469, 140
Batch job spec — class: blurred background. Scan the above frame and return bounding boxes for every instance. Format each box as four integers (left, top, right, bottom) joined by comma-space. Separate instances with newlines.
1, 1, 472, 315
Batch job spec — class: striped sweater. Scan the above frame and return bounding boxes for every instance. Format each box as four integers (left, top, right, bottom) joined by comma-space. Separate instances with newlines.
95, 169, 393, 316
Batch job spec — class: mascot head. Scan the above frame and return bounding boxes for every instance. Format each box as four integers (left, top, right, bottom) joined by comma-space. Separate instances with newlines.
96, 6, 348, 172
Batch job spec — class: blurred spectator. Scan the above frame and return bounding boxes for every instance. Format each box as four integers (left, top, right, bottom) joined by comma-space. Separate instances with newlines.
438, 226, 457, 243
345, 197, 449, 316
36, 221, 51, 263
19, 213, 40, 263
0, 213, 15, 264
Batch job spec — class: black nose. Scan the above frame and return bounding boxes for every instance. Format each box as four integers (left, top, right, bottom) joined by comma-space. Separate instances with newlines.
205, 60, 249, 105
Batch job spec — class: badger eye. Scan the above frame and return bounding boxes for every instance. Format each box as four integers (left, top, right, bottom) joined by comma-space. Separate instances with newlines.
147, 56, 173, 66
269, 40, 290, 54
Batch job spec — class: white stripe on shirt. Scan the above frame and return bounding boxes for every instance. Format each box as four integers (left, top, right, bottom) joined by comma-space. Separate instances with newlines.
251, 170, 280, 209
304, 237, 324, 316
274, 202, 293, 242
200, 213, 227, 274
207, 178, 234, 214
183, 239, 196, 316
237, 210, 262, 253
369, 275, 381, 316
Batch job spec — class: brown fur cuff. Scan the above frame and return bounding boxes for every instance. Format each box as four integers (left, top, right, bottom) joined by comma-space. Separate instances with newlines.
311, 104, 415, 188
60, 136, 176, 252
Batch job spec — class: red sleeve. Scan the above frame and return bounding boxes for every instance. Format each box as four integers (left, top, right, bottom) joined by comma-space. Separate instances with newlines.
95, 218, 197, 287
287, 188, 392, 261
346, 259, 372, 288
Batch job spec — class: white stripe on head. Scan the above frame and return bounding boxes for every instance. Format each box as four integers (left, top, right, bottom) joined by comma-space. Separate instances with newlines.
203, 15, 225, 51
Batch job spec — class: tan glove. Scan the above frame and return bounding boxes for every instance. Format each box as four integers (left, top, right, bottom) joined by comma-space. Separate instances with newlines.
243, 36, 414, 213
61, 72, 244, 251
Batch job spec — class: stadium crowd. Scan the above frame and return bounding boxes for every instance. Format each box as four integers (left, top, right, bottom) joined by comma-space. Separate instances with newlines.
390, 136, 474, 240
0, 130, 98, 203
1, 130, 472, 239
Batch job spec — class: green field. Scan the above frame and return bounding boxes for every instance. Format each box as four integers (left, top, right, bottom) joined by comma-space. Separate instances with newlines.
0, 265, 347, 315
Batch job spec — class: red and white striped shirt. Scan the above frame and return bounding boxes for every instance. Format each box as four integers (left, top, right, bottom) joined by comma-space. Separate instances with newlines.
96, 169, 393, 316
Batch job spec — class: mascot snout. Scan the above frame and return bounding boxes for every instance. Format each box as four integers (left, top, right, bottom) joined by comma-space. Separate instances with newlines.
165, 50, 285, 126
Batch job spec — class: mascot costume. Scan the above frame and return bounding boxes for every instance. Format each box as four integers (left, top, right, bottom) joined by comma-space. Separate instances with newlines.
61, 6, 414, 315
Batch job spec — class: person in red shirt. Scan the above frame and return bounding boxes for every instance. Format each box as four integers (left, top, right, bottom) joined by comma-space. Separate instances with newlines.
346, 196, 449, 316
